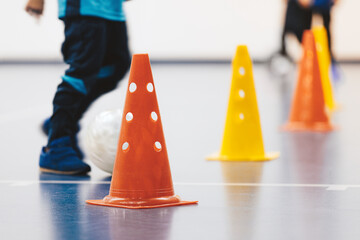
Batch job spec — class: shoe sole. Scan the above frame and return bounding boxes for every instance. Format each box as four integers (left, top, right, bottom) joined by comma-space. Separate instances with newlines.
40, 167, 89, 175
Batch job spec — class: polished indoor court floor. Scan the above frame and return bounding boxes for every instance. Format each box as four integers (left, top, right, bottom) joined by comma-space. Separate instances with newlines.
1, 62, 360, 240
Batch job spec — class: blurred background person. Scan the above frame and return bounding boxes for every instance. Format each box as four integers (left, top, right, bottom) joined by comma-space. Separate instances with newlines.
269, 0, 339, 77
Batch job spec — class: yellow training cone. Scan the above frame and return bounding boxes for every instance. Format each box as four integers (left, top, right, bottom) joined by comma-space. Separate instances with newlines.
207, 46, 279, 161
312, 26, 337, 111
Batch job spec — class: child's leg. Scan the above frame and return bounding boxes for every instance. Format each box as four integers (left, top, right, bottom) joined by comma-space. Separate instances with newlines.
74, 21, 131, 122
49, 17, 108, 144
40, 17, 110, 174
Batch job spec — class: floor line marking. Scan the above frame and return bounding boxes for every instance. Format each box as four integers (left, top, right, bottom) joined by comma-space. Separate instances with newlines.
0, 180, 359, 189
10, 181, 35, 187
326, 185, 349, 191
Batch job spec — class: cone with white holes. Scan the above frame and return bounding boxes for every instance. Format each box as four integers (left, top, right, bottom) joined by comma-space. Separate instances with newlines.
86, 54, 198, 209
207, 45, 279, 161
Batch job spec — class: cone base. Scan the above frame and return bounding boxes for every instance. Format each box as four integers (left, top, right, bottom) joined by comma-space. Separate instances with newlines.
282, 122, 335, 132
86, 195, 198, 209
206, 151, 279, 162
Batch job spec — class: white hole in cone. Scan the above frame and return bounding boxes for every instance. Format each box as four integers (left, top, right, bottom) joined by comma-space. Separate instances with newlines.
239, 67, 245, 76
129, 83, 137, 93
151, 111, 158, 121
126, 112, 133, 122
154, 141, 162, 152
239, 113, 245, 120
147, 83, 154, 92
239, 89, 245, 98
122, 142, 129, 151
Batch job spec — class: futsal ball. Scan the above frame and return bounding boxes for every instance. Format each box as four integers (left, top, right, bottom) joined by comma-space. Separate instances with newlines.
84, 109, 123, 174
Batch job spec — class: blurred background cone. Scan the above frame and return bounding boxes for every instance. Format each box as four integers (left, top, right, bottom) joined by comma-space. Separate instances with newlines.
312, 25, 338, 112
283, 30, 335, 132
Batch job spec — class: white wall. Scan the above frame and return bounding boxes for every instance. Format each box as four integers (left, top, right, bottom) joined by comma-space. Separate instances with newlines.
331, 0, 360, 59
0, 0, 359, 61
0, 0, 63, 60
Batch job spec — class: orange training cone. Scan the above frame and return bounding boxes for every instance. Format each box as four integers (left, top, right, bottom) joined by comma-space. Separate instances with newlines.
283, 30, 335, 132
86, 54, 198, 209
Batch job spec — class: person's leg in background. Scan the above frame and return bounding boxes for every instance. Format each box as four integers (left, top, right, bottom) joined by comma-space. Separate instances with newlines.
284, 0, 313, 44
321, 10, 334, 60
269, 0, 312, 76
319, 7, 341, 81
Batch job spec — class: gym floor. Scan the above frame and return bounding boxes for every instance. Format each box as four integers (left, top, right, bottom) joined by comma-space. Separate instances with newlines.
1, 62, 360, 240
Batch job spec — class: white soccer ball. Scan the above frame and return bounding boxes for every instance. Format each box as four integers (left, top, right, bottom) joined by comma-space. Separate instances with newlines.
84, 109, 123, 173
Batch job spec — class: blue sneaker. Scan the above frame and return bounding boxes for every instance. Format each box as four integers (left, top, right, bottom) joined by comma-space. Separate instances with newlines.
70, 135, 85, 160
41, 118, 84, 160
39, 136, 91, 175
